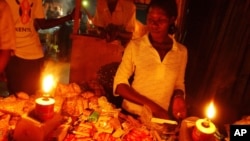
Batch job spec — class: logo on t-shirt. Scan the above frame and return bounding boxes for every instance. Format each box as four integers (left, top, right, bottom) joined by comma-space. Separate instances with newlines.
16, 0, 33, 24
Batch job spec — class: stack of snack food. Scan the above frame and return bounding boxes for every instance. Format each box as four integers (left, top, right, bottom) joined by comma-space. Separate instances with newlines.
0, 82, 179, 141
51, 83, 178, 141
0, 92, 36, 140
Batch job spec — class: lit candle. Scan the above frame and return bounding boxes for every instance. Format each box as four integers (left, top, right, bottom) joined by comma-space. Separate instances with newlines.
202, 101, 216, 127
207, 101, 216, 119
35, 74, 56, 121
192, 101, 217, 141
42, 74, 55, 98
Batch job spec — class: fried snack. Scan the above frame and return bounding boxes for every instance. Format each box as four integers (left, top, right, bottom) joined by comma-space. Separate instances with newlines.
16, 92, 29, 100
0, 114, 11, 140
234, 116, 250, 125
0, 97, 28, 115
61, 95, 89, 117
55, 83, 81, 98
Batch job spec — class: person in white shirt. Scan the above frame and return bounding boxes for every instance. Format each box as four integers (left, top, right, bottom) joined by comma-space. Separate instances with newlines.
113, 0, 187, 120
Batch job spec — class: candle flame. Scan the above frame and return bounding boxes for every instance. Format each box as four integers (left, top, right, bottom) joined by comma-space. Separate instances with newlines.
88, 18, 93, 24
42, 74, 54, 93
206, 102, 216, 119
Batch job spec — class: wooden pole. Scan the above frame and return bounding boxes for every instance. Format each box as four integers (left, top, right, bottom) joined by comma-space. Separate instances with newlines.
73, 0, 81, 34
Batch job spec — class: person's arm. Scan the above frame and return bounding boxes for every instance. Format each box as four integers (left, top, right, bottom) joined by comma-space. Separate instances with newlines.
115, 83, 170, 119
171, 89, 186, 120
0, 50, 11, 73
171, 44, 188, 120
117, 31, 133, 46
34, 6, 78, 30
0, 2, 15, 75
35, 14, 73, 30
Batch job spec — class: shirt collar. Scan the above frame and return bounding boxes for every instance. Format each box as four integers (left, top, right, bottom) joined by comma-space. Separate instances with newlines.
142, 33, 178, 51
103, 0, 123, 12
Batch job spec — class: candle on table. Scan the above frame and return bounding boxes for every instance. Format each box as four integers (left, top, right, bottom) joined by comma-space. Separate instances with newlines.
192, 101, 217, 141
35, 74, 56, 121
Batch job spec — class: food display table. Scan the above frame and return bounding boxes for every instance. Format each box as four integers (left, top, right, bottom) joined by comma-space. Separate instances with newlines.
1, 80, 242, 141
0, 83, 180, 141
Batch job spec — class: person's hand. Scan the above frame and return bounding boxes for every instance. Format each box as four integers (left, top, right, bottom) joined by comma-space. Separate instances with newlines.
172, 95, 187, 120
97, 27, 107, 39
105, 24, 122, 42
150, 104, 170, 119
153, 110, 170, 119
33, 20, 40, 31
68, 8, 81, 20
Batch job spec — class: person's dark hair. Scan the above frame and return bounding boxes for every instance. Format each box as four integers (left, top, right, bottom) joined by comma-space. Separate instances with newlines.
147, 0, 178, 34
147, 0, 178, 18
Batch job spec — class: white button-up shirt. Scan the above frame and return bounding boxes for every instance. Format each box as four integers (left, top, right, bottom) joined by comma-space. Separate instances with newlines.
113, 34, 188, 115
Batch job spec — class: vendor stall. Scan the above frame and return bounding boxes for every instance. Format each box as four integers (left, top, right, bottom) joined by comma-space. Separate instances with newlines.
69, 0, 124, 83
1, 1, 248, 141
0, 82, 181, 141
1, 80, 246, 141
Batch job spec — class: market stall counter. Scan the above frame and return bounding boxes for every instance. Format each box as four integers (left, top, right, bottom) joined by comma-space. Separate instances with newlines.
0, 83, 181, 141
1, 81, 248, 141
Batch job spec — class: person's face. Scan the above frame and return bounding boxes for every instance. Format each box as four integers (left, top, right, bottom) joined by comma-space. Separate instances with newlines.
146, 7, 173, 37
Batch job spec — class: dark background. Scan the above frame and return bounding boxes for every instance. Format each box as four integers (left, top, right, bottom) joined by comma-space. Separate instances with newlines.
180, 0, 250, 127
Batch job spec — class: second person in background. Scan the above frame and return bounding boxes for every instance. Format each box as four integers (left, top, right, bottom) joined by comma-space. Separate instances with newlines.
92, 0, 146, 46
